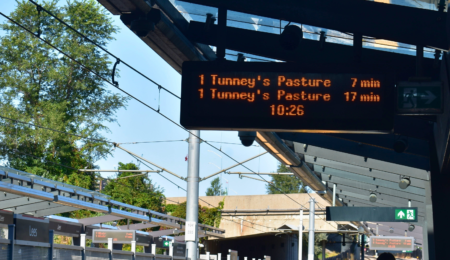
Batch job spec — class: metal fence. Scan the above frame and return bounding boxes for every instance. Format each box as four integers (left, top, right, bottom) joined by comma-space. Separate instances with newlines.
112, 249, 134, 260
135, 252, 155, 260
53, 244, 83, 260
85, 247, 110, 260
0, 238, 11, 260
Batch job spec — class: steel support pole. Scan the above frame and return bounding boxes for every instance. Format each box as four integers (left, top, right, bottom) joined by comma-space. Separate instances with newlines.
186, 130, 201, 260
361, 234, 365, 260
299, 209, 303, 260
321, 240, 326, 260
332, 184, 336, 207
308, 198, 315, 260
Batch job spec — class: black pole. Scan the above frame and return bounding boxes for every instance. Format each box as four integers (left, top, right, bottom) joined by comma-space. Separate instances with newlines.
361, 234, 365, 260
217, 7, 227, 60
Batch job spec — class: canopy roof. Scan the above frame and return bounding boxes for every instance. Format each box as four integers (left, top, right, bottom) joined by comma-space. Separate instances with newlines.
0, 166, 225, 238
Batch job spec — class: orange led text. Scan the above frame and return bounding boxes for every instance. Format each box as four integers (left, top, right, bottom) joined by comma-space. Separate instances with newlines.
278, 76, 331, 87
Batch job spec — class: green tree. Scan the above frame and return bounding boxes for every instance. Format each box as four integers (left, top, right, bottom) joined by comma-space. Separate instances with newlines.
266, 163, 307, 194
206, 176, 225, 196
168, 200, 224, 228
0, 0, 127, 188
102, 162, 165, 214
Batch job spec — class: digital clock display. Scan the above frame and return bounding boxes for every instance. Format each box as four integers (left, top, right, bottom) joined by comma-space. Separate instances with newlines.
369, 236, 414, 251
92, 229, 135, 244
180, 61, 394, 132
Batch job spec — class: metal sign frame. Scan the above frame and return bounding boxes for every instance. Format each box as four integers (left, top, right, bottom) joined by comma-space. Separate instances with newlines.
181, 61, 396, 133
369, 236, 415, 251
92, 229, 136, 244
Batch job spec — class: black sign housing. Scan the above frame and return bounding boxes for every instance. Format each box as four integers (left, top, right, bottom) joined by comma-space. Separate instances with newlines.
181, 61, 395, 133
326, 207, 418, 222
92, 229, 136, 244
49, 219, 83, 237
15, 214, 49, 243
0, 210, 14, 226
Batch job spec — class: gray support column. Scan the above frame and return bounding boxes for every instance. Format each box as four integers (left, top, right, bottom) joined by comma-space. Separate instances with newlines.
332, 184, 336, 207
131, 241, 136, 254
8, 224, 14, 260
299, 209, 303, 260
321, 240, 326, 260
423, 179, 434, 260
48, 230, 54, 260
186, 130, 201, 260
308, 198, 315, 260
361, 234, 365, 260
80, 234, 86, 260
108, 238, 113, 260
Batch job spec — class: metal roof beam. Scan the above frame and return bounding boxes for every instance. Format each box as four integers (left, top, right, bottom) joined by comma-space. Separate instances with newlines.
181, 0, 448, 50
189, 21, 436, 75
0, 197, 43, 208
319, 171, 425, 201
34, 206, 80, 217
335, 185, 426, 209
295, 143, 430, 180
117, 223, 158, 230
77, 215, 125, 225
278, 133, 429, 168
305, 155, 428, 189
4, 201, 61, 214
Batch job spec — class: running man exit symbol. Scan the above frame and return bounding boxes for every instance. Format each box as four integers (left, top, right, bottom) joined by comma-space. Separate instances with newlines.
397, 81, 442, 114
407, 210, 415, 220
395, 209, 416, 220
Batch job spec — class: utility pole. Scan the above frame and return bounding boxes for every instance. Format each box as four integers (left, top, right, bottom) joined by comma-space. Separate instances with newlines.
308, 198, 315, 260
186, 130, 201, 260
299, 209, 303, 260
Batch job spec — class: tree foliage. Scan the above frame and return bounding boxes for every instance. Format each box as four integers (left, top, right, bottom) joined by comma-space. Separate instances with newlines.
0, 0, 127, 188
266, 163, 306, 194
102, 162, 165, 215
205, 176, 225, 196
166, 200, 224, 228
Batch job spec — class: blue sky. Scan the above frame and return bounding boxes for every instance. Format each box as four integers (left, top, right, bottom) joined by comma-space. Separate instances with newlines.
0, 0, 279, 199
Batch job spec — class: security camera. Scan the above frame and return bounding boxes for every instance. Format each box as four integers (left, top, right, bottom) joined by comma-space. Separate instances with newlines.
358, 226, 365, 234
408, 225, 415, 232
159, 237, 163, 242
399, 177, 411, 189
131, 16, 155, 37
111, 222, 117, 227
280, 25, 303, 50
393, 138, 408, 153
389, 227, 394, 233
369, 193, 377, 203
238, 131, 256, 147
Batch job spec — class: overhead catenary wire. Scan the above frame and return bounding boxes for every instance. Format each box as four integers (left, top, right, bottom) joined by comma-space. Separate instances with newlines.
0, 11, 341, 229
27, 0, 180, 100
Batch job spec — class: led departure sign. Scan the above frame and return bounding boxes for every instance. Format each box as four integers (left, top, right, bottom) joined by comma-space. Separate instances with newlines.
181, 62, 394, 132
369, 236, 414, 251
92, 229, 135, 244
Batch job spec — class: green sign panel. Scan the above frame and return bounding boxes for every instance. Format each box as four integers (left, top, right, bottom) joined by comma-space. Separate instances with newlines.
397, 81, 442, 114
395, 209, 417, 221
163, 241, 170, 248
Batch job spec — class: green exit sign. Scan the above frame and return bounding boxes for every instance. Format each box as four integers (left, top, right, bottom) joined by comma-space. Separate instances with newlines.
163, 241, 170, 248
397, 81, 442, 114
395, 209, 417, 221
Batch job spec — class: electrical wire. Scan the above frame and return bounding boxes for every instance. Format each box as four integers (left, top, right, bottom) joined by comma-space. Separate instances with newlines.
7, 149, 78, 171
27, 0, 180, 100
0, 115, 113, 144
118, 140, 186, 145
0, 10, 340, 229
125, 151, 274, 231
